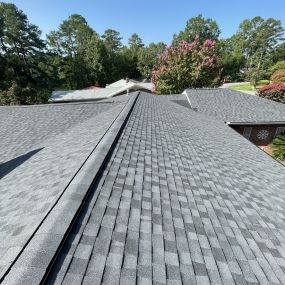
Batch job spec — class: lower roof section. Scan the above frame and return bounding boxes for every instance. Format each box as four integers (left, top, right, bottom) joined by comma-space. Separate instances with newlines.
35, 93, 285, 284
184, 88, 285, 124
0, 94, 138, 283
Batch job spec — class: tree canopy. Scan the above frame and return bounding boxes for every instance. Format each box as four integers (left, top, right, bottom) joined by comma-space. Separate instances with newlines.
128, 33, 144, 50
0, 4, 285, 105
236, 17, 284, 70
47, 14, 94, 57
138, 42, 166, 79
47, 14, 98, 89
232, 16, 284, 85
102, 29, 123, 52
152, 38, 221, 94
173, 14, 220, 44
0, 3, 49, 104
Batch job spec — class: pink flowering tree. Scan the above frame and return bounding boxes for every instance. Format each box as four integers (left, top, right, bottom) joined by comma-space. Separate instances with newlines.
151, 37, 221, 94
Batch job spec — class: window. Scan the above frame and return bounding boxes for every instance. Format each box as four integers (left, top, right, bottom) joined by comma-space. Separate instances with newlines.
257, 129, 269, 140
243, 127, 252, 139
275, 127, 285, 136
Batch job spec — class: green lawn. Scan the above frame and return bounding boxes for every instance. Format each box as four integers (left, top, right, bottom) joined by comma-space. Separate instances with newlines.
229, 83, 255, 92
228, 80, 269, 92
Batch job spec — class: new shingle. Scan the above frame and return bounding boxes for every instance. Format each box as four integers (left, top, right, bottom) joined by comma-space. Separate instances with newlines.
184, 88, 285, 123
0, 95, 136, 282
41, 92, 285, 285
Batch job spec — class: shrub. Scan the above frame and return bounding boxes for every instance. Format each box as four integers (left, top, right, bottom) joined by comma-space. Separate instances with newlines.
270, 133, 285, 161
257, 82, 285, 103
269, 61, 285, 74
151, 37, 221, 94
0, 82, 50, 105
0, 82, 21, 105
271, 69, 285, 83
258, 80, 270, 85
244, 68, 264, 88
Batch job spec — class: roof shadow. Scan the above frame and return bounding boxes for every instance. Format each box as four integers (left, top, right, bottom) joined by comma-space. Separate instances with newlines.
171, 99, 191, 109
0, 148, 43, 179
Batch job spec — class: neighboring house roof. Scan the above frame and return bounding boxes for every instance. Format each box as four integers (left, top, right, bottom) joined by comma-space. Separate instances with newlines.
50, 80, 154, 103
106, 78, 139, 88
1, 92, 285, 284
136, 81, 154, 90
106, 78, 154, 91
184, 88, 285, 123
50, 87, 125, 102
82, 86, 102, 90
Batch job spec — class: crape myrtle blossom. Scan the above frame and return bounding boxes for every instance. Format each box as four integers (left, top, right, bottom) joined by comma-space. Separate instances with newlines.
151, 36, 221, 94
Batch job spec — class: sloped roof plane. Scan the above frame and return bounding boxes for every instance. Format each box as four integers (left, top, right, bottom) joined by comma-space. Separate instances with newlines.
184, 88, 285, 123
106, 78, 139, 88
49, 87, 126, 102
1, 92, 285, 284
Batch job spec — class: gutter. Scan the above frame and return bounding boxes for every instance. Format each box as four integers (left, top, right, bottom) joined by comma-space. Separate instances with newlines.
226, 121, 285, 126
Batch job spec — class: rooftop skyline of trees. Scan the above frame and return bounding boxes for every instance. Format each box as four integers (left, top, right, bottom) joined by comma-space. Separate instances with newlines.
0, 2, 284, 104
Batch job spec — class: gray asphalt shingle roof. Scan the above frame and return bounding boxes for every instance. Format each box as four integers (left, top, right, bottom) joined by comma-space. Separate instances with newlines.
1, 92, 285, 284
184, 88, 285, 123
0, 100, 114, 167
0, 95, 136, 283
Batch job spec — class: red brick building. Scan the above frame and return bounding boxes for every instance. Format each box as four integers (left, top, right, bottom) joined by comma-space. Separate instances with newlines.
230, 123, 285, 146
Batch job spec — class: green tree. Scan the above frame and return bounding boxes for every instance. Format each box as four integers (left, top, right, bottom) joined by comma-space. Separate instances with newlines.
0, 2, 50, 104
138, 42, 166, 79
173, 14, 220, 44
219, 38, 246, 82
101, 31, 145, 81
101, 29, 126, 81
234, 16, 284, 86
102, 29, 122, 52
128, 33, 144, 49
84, 34, 110, 86
47, 14, 96, 89
270, 133, 285, 161
110, 47, 141, 81
47, 14, 94, 56
271, 42, 285, 62
270, 60, 285, 74
118, 33, 145, 79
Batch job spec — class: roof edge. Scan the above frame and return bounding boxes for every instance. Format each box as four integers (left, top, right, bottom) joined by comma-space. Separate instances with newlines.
226, 121, 285, 125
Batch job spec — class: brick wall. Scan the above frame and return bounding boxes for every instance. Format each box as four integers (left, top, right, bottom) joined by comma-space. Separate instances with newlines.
230, 124, 285, 146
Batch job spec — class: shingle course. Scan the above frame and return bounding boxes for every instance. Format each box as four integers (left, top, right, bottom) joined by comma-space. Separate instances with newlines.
2, 92, 285, 284
38, 92, 285, 285
0, 95, 134, 282
185, 88, 285, 123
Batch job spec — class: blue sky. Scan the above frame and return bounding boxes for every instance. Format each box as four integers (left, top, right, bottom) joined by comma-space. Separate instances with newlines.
2, 0, 285, 45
